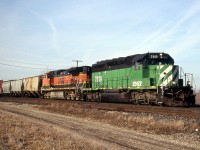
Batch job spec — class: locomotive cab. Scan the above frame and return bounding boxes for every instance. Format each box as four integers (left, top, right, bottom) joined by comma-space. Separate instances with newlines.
141, 53, 194, 106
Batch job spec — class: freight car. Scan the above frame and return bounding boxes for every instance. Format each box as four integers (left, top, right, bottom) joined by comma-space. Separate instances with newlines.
23, 76, 42, 98
40, 52, 195, 106
11, 79, 23, 97
1, 76, 42, 98
2, 80, 11, 96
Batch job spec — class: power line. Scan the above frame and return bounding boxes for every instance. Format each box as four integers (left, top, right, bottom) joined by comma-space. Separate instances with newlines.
0, 57, 67, 68
0, 44, 70, 68
0, 62, 72, 71
0, 62, 45, 69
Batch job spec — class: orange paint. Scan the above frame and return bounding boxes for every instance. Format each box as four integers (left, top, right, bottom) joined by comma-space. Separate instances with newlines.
43, 72, 90, 87
42, 78, 50, 87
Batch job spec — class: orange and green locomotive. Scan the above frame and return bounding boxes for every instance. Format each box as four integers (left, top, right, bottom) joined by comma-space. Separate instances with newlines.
41, 52, 195, 106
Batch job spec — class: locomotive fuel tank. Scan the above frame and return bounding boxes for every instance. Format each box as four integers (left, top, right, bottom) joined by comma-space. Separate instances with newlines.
50, 91, 65, 99
101, 93, 131, 102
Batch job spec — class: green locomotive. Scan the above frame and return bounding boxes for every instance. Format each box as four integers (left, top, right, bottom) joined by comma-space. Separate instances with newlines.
87, 52, 194, 106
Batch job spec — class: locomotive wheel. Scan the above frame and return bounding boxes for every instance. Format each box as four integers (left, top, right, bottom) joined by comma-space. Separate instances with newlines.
71, 96, 75, 101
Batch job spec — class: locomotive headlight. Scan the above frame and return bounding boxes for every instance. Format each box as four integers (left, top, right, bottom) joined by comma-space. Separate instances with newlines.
187, 81, 191, 86
172, 81, 176, 85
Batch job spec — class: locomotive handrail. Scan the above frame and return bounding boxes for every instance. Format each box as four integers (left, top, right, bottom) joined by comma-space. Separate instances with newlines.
179, 67, 185, 79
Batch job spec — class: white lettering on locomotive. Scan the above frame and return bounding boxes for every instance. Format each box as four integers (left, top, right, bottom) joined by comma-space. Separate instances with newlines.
95, 76, 102, 82
132, 81, 142, 86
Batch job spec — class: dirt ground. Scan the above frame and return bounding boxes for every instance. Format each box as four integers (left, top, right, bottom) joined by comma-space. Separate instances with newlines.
0, 110, 105, 150
0, 98, 200, 149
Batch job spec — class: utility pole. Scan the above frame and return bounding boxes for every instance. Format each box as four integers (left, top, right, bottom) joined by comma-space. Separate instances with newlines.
73, 60, 82, 67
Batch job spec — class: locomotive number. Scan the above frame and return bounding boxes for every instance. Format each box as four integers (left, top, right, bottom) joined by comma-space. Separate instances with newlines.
150, 54, 158, 59
132, 81, 142, 86
95, 76, 102, 82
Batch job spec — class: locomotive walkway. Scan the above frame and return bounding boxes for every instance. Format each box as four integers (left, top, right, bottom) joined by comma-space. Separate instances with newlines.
0, 101, 199, 150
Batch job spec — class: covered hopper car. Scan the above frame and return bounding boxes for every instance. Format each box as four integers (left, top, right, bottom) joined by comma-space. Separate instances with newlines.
23, 76, 42, 97
1, 76, 42, 98
2, 80, 11, 96
11, 79, 23, 97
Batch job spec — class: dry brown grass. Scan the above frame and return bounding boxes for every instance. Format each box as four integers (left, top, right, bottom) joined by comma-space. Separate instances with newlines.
1, 98, 199, 149
0, 111, 107, 150
196, 93, 200, 105
35, 103, 200, 134
100, 111, 186, 134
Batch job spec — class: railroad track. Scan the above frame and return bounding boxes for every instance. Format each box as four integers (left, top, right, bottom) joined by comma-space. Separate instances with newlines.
80, 103, 200, 119
0, 97, 200, 119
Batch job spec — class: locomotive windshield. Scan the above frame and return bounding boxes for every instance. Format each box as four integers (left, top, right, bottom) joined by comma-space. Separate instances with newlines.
148, 59, 173, 65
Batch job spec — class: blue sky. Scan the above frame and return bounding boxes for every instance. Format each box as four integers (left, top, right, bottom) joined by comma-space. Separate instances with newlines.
0, 0, 200, 90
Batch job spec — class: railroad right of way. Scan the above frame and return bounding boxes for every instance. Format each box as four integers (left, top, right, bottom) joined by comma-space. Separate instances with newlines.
0, 101, 200, 150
